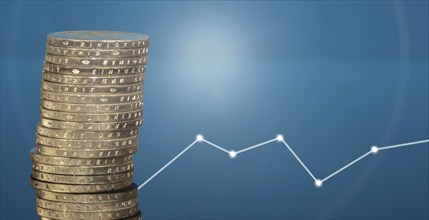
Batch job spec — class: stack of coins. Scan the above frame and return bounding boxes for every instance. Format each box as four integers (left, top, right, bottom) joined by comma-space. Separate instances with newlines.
30, 31, 149, 220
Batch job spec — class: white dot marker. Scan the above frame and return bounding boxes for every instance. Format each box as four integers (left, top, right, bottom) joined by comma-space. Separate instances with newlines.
315, 179, 323, 187
276, 134, 284, 142
196, 134, 204, 142
371, 145, 379, 154
229, 151, 237, 159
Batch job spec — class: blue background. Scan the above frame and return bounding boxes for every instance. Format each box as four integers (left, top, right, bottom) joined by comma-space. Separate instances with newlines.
1, 1, 428, 219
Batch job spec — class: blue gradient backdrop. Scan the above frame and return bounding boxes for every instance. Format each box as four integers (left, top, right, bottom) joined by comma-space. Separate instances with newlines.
1, 1, 428, 219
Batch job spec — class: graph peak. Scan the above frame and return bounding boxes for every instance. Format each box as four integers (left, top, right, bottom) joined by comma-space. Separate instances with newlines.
138, 135, 429, 191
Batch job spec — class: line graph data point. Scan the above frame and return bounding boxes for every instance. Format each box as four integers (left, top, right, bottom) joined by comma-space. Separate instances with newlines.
137, 137, 428, 191
315, 179, 323, 187
371, 145, 379, 154
229, 150, 237, 159
196, 134, 204, 142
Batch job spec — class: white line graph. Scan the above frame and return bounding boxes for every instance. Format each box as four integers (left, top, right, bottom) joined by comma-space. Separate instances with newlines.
138, 134, 429, 190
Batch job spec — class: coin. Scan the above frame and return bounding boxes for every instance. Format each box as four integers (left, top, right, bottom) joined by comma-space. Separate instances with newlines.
43, 71, 144, 85
36, 126, 138, 139
41, 90, 143, 104
40, 211, 142, 220
36, 206, 138, 219
36, 197, 138, 212
35, 144, 138, 158
36, 133, 138, 149
40, 108, 143, 122
41, 100, 143, 113
32, 161, 133, 175
40, 117, 142, 131
46, 45, 148, 58
31, 153, 133, 166
45, 54, 148, 67
47, 31, 149, 49
32, 170, 133, 184
30, 177, 133, 193
41, 81, 144, 94
35, 184, 137, 203
43, 63, 146, 76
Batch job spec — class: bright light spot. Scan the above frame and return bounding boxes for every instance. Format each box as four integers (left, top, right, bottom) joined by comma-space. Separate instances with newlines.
196, 134, 204, 142
276, 134, 284, 142
315, 179, 323, 187
229, 151, 237, 159
175, 21, 244, 93
371, 145, 379, 154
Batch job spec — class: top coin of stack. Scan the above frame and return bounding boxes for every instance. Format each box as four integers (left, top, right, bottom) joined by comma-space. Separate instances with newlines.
31, 31, 149, 220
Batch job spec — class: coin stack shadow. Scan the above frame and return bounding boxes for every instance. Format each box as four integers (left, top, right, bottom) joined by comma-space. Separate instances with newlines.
30, 31, 149, 220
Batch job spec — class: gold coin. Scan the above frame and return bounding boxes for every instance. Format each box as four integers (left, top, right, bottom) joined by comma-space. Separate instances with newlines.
41, 80, 144, 94
36, 205, 138, 219
36, 197, 138, 212
30, 177, 133, 193
47, 31, 149, 49
43, 63, 146, 76
40, 108, 143, 122
45, 54, 148, 67
32, 170, 133, 184
35, 144, 138, 158
30, 153, 133, 166
36, 133, 138, 149
41, 90, 143, 104
35, 184, 137, 203
36, 126, 138, 140
41, 99, 143, 113
40, 211, 142, 220
46, 45, 148, 58
43, 71, 144, 85
32, 161, 133, 175
40, 117, 142, 131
